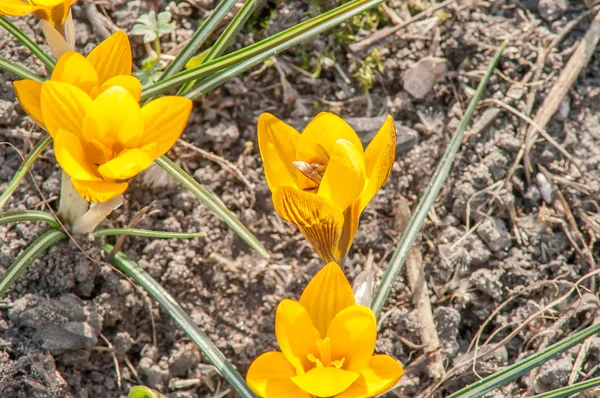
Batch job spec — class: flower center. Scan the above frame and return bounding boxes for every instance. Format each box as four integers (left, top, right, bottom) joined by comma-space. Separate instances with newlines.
293, 143, 330, 192
307, 338, 345, 369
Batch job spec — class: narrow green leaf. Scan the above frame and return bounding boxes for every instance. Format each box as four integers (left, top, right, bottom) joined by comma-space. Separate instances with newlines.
154, 156, 268, 258
105, 245, 257, 398
179, 0, 263, 94
156, 0, 239, 84
93, 227, 205, 239
128, 386, 167, 398
0, 15, 55, 71
447, 321, 600, 398
370, 40, 509, 316
531, 376, 600, 398
0, 210, 60, 229
0, 229, 66, 297
0, 134, 52, 211
141, 0, 384, 100
0, 56, 44, 82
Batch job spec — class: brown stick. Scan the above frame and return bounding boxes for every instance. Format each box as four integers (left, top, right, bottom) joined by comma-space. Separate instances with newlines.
396, 196, 445, 379
348, 0, 457, 53
523, 10, 600, 183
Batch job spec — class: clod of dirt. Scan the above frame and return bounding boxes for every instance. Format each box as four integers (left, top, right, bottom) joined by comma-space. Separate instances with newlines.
138, 355, 170, 390
204, 122, 240, 151
533, 356, 573, 393
477, 218, 512, 252
434, 307, 461, 361
169, 344, 201, 378
0, 99, 18, 126
470, 269, 504, 301
482, 151, 508, 181
538, 0, 569, 22
9, 294, 103, 355
403, 57, 447, 100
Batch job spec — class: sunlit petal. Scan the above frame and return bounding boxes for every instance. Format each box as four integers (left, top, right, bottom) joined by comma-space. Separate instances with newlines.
51, 51, 99, 94
272, 186, 344, 263
291, 367, 359, 397
13, 80, 44, 127
0, 0, 40, 16
71, 178, 128, 203
98, 75, 142, 102
82, 86, 143, 150
275, 299, 320, 375
246, 352, 311, 398
359, 115, 396, 213
139, 96, 192, 157
296, 112, 363, 163
40, 81, 93, 138
318, 138, 366, 211
299, 262, 355, 338
86, 30, 132, 85
257, 113, 300, 191
97, 148, 154, 181
327, 306, 376, 372
54, 129, 102, 182
335, 355, 404, 398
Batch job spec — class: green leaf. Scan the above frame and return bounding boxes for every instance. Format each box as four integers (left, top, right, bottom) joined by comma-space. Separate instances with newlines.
0, 56, 44, 82
154, 156, 269, 258
142, 0, 386, 100
105, 246, 257, 398
0, 210, 60, 229
0, 135, 52, 211
369, 40, 509, 316
179, 0, 263, 95
531, 376, 600, 398
0, 15, 55, 71
0, 229, 66, 297
447, 321, 600, 398
128, 386, 167, 398
155, 0, 239, 85
93, 227, 205, 239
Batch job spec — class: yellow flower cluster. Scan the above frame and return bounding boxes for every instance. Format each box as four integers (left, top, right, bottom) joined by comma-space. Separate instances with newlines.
13, 31, 192, 203
3, 4, 403, 396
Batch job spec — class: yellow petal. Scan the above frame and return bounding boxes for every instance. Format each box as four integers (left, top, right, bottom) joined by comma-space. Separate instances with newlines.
296, 112, 363, 164
299, 262, 355, 338
86, 30, 132, 85
51, 51, 99, 94
32, 0, 71, 7
0, 0, 40, 16
257, 113, 300, 191
70, 178, 128, 203
40, 81, 93, 138
359, 115, 396, 213
138, 96, 192, 157
318, 138, 366, 211
291, 367, 359, 397
272, 186, 344, 263
335, 355, 404, 398
54, 129, 102, 182
82, 86, 143, 151
275, 299, 320, 375
327, 306, 376, 372
246, 352, 312, 398
45, 0, 77, 25
98, 75, 142, 102
97, 148, 154, 181
13, 80, 44, 127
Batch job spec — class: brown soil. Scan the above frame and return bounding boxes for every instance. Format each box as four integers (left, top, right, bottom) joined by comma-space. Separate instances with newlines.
1, 0, 600, 397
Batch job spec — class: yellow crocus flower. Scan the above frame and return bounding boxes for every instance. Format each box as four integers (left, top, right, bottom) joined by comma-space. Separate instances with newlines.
258, 113, 396, 264
38, 81, 192, 203
13, 30, 138, 128
0, 0, 77, 28
247, 262, 404, 397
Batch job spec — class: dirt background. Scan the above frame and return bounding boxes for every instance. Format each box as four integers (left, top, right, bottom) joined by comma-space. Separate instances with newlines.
2, 0, 600, 397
